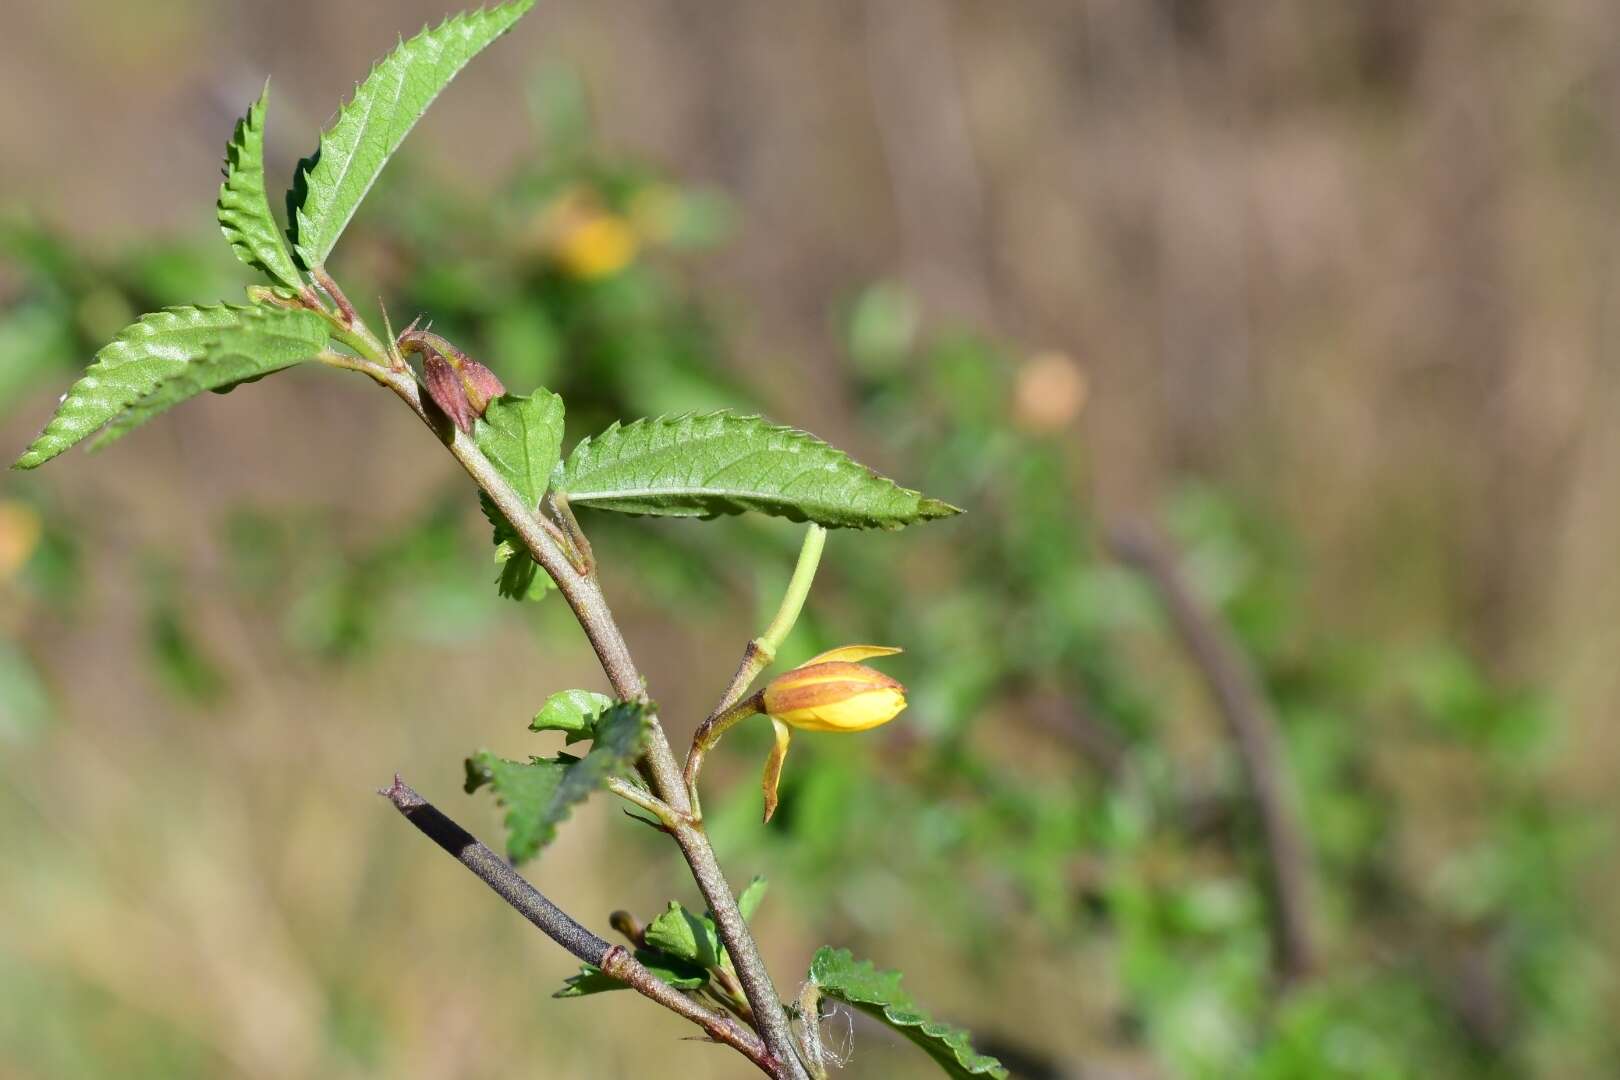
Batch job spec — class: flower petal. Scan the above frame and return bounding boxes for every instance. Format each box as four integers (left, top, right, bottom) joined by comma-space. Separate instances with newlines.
761, 718, 792, 823
798, 644, 902, 667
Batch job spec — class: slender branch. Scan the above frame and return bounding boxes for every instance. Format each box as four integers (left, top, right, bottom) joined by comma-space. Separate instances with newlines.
683, 692, 768, 816
797, 983, 830, 1080
760, 525, 827, 656
312, 265, 391, 362
312, 350, 399, 389
312, 264, 357, 324
366, 364, 810, 1078
605, 776, 678, 827
689, 524, 828, 786
381, 777, 778, 1075
1108, 520, 1317, 985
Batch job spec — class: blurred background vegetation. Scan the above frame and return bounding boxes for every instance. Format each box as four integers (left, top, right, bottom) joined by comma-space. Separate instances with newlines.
3, 2, 1619, 1077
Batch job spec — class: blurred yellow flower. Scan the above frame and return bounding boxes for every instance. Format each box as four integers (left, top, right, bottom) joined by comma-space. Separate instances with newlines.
530, 186, 641, 281
554, 215, 637, 280
0, 500, 42, 584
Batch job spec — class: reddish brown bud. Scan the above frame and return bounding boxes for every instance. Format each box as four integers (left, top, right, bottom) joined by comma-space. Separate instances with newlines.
456, 356, 506, 414
422, 350, 475, 433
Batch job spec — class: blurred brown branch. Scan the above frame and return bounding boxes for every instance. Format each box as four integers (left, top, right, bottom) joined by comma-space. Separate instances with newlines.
1109, 520, 1317, 986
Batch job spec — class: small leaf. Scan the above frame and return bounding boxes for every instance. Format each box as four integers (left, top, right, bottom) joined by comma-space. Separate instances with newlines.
809, 947, 1008, 1080
558, 412, 961, 530
217, 82, 304, 291
465, 701, 647, 863
737, 875, 769, 922
530, 689, 614, 744
289, 0, 536, 268
14, 305, 329, 469
644, 902, 723, 970
462, 753, 566, 864
474, 391, 565, 601
487, 533, 553, 602
554, 949, 709, 998
477, 392, 566, 507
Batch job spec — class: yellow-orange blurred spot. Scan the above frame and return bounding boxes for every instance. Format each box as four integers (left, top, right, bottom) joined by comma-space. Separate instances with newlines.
1014, 351, 1089, 434
554, 215, 638, 280
0, 500, 42, 583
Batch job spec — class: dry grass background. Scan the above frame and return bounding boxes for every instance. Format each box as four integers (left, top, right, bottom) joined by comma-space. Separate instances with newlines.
4, 1, 1620, 1076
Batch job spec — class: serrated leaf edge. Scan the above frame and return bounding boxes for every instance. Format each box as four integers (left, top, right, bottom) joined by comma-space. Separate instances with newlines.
288, 0, 536, 268
810, 947, 1008, 1080
12, 303, 327, 470
560, 411, 962, 530
218, 81, 305, 291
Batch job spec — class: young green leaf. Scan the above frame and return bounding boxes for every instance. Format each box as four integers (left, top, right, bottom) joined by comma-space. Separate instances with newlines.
218, 82, 304, 291
461, 753, 566, 864
477, 391, 566, 507
737, 875, 769, 922
557, 412, 961, 530
554, 949, 710, 998
809, 947, 1008, 1080
530, 688, 614, 744
13, 305, 329, 469
473, 390, 565, 600
464, 701, 647, 863
643, 901, 725, 970
288, 0, 536, 268
642, 884, 765, 967
486, 533, 554, 601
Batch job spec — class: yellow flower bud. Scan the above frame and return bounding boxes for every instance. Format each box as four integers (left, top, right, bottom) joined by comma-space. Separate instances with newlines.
761, 650, 907, 734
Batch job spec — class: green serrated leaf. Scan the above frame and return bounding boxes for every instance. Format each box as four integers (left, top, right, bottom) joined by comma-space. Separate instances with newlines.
530, 688, 614, 744
475, 390, 566, 601
486, 532, 554, 601
465, 701, 647, 863
558, 412, 961, 530
554, 949, 709, 998
13, 305, 329, 469
462, 753, 565, 864
289, 0, 536, 268
218, 82, 304, 291
477, 391, 566, 507
644, 902, 723, 969
737, 875, 768, 922
809, 947, 1008, 1080
93, 306, 331, 450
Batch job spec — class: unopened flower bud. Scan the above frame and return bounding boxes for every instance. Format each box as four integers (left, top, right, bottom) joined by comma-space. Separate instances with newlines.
762, 646, 907, 733
754, 645, 905, 823
422, 349, 476, 433
455, 355, 506, 414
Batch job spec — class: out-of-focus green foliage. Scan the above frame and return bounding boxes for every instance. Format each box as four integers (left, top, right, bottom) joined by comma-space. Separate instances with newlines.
2, 62, 1613, 1079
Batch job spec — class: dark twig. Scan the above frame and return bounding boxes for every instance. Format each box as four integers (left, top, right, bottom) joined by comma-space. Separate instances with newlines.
1109, 521, 1317, 985
381, 777, 780, 1076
